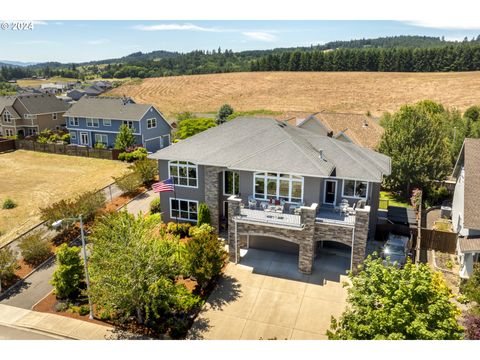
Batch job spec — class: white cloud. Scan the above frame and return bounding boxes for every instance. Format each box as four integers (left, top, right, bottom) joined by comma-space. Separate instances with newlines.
32, 20, 48, 26
88, 38, 110, 45
133, 23, 221, 32
242, 31, 276, 42
407, 19, 480, 30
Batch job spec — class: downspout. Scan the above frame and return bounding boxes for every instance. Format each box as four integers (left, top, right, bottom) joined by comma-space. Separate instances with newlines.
350, 225, 355, 271
235, 220, 238, 264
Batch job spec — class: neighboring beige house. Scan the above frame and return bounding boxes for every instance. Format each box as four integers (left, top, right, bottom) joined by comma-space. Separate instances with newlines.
0, 93, 70, 137
452, 138, 480, 278
284, 111, 384, 150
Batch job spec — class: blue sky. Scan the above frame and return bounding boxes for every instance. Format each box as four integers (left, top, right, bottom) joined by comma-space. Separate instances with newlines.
1, 20, 480, 63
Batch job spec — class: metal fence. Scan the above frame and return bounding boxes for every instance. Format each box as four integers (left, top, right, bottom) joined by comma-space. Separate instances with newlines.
14, 139, 121, 160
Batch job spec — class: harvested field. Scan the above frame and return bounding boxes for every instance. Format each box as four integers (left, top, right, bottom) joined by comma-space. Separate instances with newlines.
0, 150, 129, 246
106, 71, 480, 117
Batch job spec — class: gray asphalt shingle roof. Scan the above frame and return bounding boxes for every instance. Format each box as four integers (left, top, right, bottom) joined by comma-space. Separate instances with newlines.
16, 93, 69, 114
150, 117, 391, 182
64, 96, 152, 121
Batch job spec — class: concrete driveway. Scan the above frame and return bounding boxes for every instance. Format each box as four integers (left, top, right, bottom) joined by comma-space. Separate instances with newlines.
189, 248, 350, 340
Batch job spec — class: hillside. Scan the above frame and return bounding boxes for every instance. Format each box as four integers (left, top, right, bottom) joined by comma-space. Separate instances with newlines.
105, 71, 480, 117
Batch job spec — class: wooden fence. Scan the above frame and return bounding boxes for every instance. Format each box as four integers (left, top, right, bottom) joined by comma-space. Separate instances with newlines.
14, 139, 121, 160
0, 138, 15, 153
376, 223, 457, 254
413, 228, 457, 254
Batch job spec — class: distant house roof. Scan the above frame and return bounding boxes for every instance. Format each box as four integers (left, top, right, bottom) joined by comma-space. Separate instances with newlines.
287, 111, 384, 150
0, 97, 17, 117
64, 96, 153, 121
84, 86, 103, 96
0, 93, 69, 115
150, 117, 391, 182
453, 138, 480, 231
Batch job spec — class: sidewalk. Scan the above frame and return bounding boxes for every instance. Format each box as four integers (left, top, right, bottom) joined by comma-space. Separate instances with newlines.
125, 189, 157, 216
0, 304, 114, 340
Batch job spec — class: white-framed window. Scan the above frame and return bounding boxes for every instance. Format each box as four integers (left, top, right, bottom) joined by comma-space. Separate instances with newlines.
170, 198, 198, 222
169, 161, 198, 188
342, 179, 368, 199
5, 129, 14, 136
52, 113, 57, 120
3, 111, 12, 123
224, 170, 240, 196
254, 172, 303, 203
147, 118, 157, 129
69, 117, 79, 126
123, 120, 134, 129
103, 119, 111, 126
94, 133, 108, 146
80, 132, 89, 145
70, 131, 77, 140
27, 128, 37, 136
86, 118, 99, 128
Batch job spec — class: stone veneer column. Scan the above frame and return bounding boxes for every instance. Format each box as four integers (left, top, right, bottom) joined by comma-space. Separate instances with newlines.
227, 196, 242, 263
351, 207, 370, 273
203, 165, 222, 232
298, 204, 318, 274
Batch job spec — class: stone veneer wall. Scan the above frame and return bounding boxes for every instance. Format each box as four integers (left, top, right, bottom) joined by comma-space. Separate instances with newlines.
204, 165, 223, 232
227, 196, 370, 274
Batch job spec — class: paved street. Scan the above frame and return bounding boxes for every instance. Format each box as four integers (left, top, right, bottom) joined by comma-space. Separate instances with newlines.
189, 248, 350, 340
0, 324, 57, 340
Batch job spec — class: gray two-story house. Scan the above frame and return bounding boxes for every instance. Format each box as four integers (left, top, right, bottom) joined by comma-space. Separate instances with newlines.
64, 96, 171, 152
150, 117, 391, 274
0, 93, 69, 137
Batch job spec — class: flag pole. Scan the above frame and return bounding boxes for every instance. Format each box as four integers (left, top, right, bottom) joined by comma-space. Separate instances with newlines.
172, 177, 179, 230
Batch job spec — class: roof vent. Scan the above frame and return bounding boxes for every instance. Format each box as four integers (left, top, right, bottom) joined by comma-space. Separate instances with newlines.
319, 149, 324, 160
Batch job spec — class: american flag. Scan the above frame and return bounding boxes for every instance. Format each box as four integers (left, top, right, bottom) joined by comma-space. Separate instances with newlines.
152, 178, 175, 193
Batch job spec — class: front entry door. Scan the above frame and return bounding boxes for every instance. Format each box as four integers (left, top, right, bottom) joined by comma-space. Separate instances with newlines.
324, 180, 336, 204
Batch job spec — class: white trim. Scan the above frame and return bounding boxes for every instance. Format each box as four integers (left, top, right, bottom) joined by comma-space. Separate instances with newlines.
65, 128, 141, 136
52, 113, 58, 121
323, 179, 337, 205
102, 119, 111, 126
94, 133, 108, 146
2, 110, 12, 123
234, 219, 304, 231
70, 131, 77, 140
79, 132, 89, 146
168, 160, 199, 189
223, 170, 240, 196
169, 198, 198, 222
253, 172, 304, 203
341, 179, 369, 200
69, 117, 79, 126
4, 128, 14, 137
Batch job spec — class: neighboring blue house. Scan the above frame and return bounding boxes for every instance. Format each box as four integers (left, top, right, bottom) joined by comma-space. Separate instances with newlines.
64, 96, 172, 152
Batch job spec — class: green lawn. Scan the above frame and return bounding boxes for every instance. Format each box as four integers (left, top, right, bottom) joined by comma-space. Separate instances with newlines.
379, 191, 411, 210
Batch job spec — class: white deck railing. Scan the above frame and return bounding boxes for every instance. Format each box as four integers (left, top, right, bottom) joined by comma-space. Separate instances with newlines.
316, 209, 356, 226
236, 208, 302, 228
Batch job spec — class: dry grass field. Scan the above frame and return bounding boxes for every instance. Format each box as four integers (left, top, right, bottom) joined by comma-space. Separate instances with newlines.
106, 71, 480, 117
0, 150, 129, 245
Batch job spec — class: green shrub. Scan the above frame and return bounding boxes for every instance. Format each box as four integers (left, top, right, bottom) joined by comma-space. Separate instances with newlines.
133, 158, 158, 184
0, 247, 18, 289
78, 304, 90, 316
166, 222, 191, 238
2, 198, 16, 209
19, 232, 52, 266
113, 172, 143, 194
40, 189, 106, 226
118, 147, 148, 162
61, 133, 71, 144
461, 263, 480, 304
114, 124, 136, 151
185, 224, 227, 290
216, 104, 234, 124
197, 203, 211, 226
54, 301, 69, 312
175, 118, 217, 140
94, 142, 106, 149
50, 244, 84, 299
150, 197, 161, 214
48, 134, 61, 143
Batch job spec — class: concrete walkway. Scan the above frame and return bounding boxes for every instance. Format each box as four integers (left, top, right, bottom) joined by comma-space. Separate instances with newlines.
125, 189, 157, 216
0, 304, 114, 340
188, 248, 350, 340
